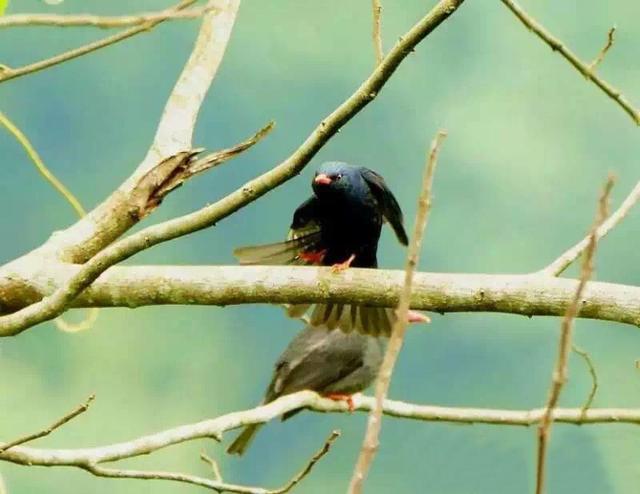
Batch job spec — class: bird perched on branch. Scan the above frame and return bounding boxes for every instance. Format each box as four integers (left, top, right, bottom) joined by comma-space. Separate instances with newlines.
227, 324, 385, 455
234, 161, 427, 336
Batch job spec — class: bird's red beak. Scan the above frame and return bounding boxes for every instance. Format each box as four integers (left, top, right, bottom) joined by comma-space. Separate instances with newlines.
314, 173, 332, 185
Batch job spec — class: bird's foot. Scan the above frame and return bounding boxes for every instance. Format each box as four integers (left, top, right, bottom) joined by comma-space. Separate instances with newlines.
331, 254, 356, 273
407, 310, 430, 324
299, 249, 327, 264
324, 393, 355, 412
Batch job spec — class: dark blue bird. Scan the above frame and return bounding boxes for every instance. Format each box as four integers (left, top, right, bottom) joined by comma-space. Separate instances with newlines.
234, 161, 423, 335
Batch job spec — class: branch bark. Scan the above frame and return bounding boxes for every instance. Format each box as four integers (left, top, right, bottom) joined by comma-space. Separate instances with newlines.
3, 392, 640, 470
1, 266, 639, 329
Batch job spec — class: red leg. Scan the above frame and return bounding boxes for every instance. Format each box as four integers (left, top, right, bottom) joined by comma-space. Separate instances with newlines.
407, 310, 430, 324
299, 249, 327, 264
331, 254, 356, 273
324, 393, 355, 412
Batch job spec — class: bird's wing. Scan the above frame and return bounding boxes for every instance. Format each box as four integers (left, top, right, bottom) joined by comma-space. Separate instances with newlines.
361, 168, 409, 246
233, 232, 321, 265
233, 196, 325, 266
268, 327, 367, 399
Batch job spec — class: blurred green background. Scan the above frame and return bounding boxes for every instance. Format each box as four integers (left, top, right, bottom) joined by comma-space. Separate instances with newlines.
1, 0, 639, 492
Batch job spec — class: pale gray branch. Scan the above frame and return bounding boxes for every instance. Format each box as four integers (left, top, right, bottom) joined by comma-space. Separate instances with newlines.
3, 391, 640, 470
0, 7, 217, 29
1, 266, 640, 330
539, 180, 640, 276
33, 0, 240, 263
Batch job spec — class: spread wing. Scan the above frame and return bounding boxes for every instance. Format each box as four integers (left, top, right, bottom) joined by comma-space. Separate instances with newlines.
233, 196, 324, 265
361, 168, 408, 246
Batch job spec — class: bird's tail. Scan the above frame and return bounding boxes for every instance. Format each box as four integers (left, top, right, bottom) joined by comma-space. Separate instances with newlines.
226, 423, 264, 456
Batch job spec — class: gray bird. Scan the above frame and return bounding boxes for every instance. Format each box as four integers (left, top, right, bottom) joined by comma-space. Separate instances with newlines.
227, 324, 385, 455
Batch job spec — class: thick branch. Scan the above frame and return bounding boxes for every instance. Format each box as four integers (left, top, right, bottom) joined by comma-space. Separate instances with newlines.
33, 0, 240, 263
0, 266, 639, 328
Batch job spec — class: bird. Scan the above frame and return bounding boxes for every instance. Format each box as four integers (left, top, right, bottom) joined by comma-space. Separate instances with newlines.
234, 161, 427, 336
226, 324, 385, 455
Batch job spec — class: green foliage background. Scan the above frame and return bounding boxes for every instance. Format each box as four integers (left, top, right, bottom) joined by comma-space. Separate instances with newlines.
1, 0, 639, 492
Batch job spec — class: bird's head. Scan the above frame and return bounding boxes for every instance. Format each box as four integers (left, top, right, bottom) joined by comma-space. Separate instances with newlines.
312, 161, 364, 199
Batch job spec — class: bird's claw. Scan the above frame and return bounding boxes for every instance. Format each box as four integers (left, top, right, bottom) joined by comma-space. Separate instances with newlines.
325, 393, 355, 412
407, 310, 430, 324
331, 254, 356, 273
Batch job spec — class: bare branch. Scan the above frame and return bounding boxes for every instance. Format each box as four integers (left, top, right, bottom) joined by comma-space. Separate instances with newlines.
536, 176, 614, 494
200, 451, 224, 482
0, 6, 216, 29
539, 180, 640, 276
0, 0, 466, 336
500, 0, 639, 125
588, 26, 616, 72
0, 395, 94, 453
2, 266, 640, 330
271, 430, 341, 494
349, 131, 446, 493
3, 392, 640, 473
0, 0, 200, 85
0, 110, 85, 217
371, 0, 383, 66
572, 344, 599, 419
30, 0, 241, 263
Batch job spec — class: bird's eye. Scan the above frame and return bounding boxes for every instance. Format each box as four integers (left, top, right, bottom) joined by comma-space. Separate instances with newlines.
335, 174, 343, 180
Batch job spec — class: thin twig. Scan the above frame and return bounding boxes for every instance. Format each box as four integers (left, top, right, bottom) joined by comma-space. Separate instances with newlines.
200, 451, 223, 482
572, 344, 599, 420
348, 130, 447, 494
0, 109, 100, 333
588, 26, 616, 72
0, 0, 198, 84
0, 395, 94, 453
0, 110, 85, 216
535, 176, 614, 494
0, 6, 216, 29
371, 0, 383, 66
538, 180, 640, 276
272, 430, 341, 494
500, 0, 639, 125
2, 265, 640, 328
33, 0, 239, 264
0, 0, 466, 337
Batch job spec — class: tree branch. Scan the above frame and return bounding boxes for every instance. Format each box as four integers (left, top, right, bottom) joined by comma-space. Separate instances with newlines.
0, 0, 466, 336
349, 130, 446, 493
0, 395, 94, 453
3, 392, 640, 482
0, 6, 216, 29
1, 266, 640, 329
538, 180, 640, 276
28, 0, 241, 264
0, 0, 201, 85
370, 0, 383, 66
536, 177, 613, 494
500, 0, 640, 125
